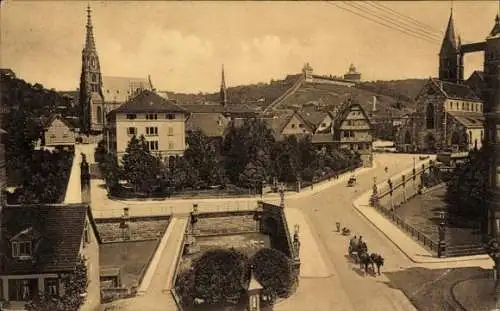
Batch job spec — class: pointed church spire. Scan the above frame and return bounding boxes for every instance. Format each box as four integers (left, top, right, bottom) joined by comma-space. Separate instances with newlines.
220, 64, 228, 106
489, 9, 500, 37
440, 8, 458, 55
85, 4, 96, 51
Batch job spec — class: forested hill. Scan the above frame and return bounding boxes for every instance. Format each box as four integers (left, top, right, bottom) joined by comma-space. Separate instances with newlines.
357, 79, 428, 108
0, 70, 75, 118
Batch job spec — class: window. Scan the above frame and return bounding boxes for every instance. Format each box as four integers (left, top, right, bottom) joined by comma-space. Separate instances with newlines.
97, 106, 102, 124
168, 127, 174, 136
168, 142, 175, 149
321, 123, 326, 127
166, 113, 176, 120
12, 241, 32, 258
291, 124, 296, 129
299, 124, 304, 128
456, 102, 459, 110
462, 103, 465, 110
126, 114, 137, 120
9, 279, 36, 301
127, 127, 137, 136
426, 103, 435, 129
146, 114, 158, 120
146, 127, 158, 136
148, 141, 159, 151
44, 278, 59, 297
84, 222, 90, 244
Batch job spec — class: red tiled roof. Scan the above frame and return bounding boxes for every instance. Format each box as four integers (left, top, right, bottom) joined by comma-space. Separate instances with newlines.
1, 204, 92, 274
186, 113, 229, 137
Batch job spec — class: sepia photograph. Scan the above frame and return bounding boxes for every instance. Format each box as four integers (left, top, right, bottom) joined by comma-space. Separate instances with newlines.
0, 1, 500, 310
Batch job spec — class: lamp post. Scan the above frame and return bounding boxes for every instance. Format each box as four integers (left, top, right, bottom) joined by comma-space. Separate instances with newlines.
370, 177, 378, 207
279, 184, 285, 208
437, 211, 446, 258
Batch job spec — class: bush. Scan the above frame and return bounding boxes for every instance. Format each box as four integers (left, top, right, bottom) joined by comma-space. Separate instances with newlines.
192, 249, 249, 305
250, 248, 293, 301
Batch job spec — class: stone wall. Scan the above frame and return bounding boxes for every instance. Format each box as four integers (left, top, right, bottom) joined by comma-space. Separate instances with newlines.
192, 211, 259, 236
95, 217, 170, 242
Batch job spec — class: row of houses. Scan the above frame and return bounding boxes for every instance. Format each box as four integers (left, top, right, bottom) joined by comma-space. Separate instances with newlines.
43, 88, 374, 167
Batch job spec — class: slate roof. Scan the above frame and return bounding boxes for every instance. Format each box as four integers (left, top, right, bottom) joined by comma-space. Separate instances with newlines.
185, 113, 229, 137
111, 90, 187, 114
447, 111, 484, 129
102, 76, 152, 103
431, 79, 481, 101
0, 204, 96, 275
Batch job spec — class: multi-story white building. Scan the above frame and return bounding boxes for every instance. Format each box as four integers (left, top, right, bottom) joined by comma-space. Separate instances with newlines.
106, 90, 189, 164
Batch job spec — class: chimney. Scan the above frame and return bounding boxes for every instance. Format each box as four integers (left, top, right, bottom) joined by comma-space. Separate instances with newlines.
372, 96, 377, 112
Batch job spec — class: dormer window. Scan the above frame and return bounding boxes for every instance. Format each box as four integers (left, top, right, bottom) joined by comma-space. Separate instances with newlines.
12, 241, 32, 259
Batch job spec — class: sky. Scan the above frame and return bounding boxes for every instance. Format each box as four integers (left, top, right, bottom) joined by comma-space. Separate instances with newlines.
1, 1, 498, 93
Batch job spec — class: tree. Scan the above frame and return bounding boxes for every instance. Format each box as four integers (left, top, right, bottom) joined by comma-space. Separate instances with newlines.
183, 130, 224, 187
25, 257, 88, 311
223, 119, 275, 185
121, 135, 162, 194
250, 248, 293, 301
100, 153, 121, 193
192, 249, 249, 305
13, 150, 73, 204
4, 107, 37, 184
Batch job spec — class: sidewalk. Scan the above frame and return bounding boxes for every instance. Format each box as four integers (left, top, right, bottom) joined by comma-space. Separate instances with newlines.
352, 183, 492, 267
63, 151, 82, 204
283, 208, 332, 278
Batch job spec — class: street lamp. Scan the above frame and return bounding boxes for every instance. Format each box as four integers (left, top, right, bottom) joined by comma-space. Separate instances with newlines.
437, 211, 446, 258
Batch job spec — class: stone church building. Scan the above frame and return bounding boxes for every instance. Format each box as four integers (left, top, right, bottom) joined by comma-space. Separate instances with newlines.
79, 6, 153, 134
396, 11, 485, 153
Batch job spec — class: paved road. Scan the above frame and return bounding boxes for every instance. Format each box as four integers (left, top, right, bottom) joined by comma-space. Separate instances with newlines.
277, 154, 421, 311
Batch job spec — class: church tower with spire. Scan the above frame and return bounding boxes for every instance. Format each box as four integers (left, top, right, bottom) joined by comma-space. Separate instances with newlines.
439, 9, 464, 84
79, 5, 104, 133
220, 65, 228, 106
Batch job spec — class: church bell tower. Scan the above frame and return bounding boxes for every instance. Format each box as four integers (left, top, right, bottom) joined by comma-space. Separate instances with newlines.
439, 10, 464, 84
79, 5, 103, 134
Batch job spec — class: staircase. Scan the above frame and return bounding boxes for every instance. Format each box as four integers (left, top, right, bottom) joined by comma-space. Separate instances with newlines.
446, 244, 486, 257
264, 75, 305, 113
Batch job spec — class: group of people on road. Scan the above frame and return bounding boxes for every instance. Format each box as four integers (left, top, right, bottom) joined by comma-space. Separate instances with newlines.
347, 234, 385, 276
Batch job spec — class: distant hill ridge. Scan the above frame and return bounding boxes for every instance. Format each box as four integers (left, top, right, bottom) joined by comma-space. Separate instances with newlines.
163, 75, 427, 113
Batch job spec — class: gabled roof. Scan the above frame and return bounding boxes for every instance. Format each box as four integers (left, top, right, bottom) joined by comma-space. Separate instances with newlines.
334, 99, 372, 129
0, 204, 99, 274
43, 114, 79, 130
418, 79, 481, 102
102, 76, 152, 103
299, 110, 330, 127
185, 113, 229, 137
447, 111, 484, 129
433, 79, 481, 101
112, 90, 187, 114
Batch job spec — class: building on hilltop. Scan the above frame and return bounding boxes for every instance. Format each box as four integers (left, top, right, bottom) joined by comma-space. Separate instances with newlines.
79, 6, 152, 134
344, 64, 361, 82
106, 90, 189, 164
395, 9, 485, 153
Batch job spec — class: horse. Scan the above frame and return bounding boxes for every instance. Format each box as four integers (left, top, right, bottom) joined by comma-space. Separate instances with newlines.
358, 251, 374, 275
370, 253, 385, 276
